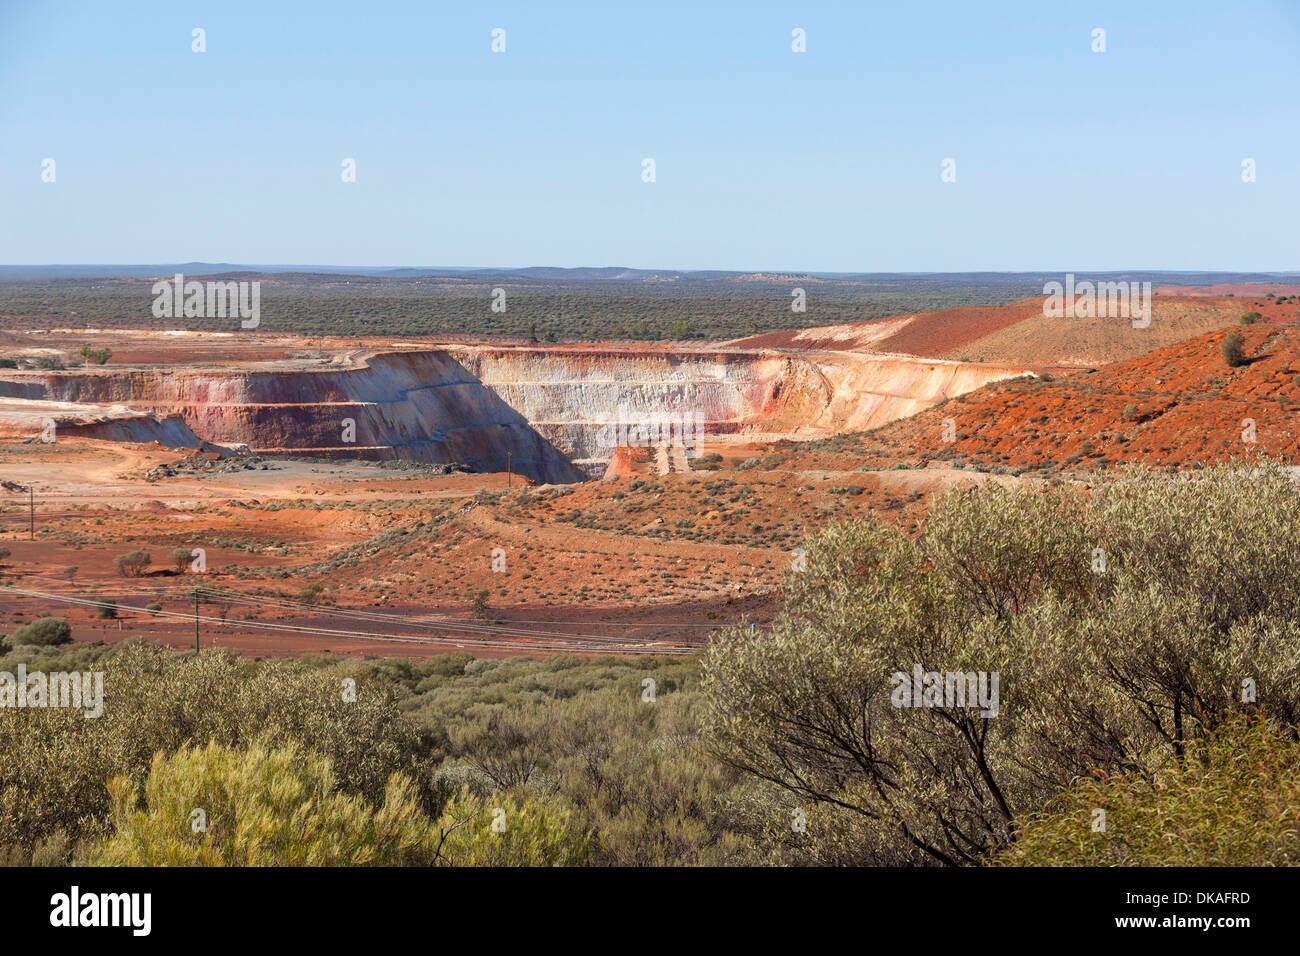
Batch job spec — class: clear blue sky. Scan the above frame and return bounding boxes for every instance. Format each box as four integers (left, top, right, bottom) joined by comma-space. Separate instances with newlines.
1, 0, 1297, 271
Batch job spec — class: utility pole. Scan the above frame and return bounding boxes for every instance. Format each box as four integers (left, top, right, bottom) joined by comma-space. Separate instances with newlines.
194, 586, 200, 652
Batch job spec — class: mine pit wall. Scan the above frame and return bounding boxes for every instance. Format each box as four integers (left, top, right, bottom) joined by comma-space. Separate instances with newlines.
1, 351, 585, 485
449, 346, 1033, 466
0, 377, 204, 445
0, 347, 1032, 482
59, 415, 202, 446
449, 347, 771, 470
0, 414, 196, 445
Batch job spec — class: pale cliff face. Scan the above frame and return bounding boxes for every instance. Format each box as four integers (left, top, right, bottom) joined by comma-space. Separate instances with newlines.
450, 346, 1031, 463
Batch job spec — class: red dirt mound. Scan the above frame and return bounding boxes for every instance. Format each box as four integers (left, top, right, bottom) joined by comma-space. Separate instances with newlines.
766, 321, 1300, 474
602, 445, 653, 479
728, 296, 1267, 369
870, 300, 1042, 357
727, 300, 1037, 356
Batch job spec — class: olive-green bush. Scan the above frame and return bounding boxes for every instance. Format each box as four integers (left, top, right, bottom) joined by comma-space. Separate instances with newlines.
0, 643, 433, 860
996, 718, 1300, 866
702, 462, 1300, 865
7, 616, 72, 647
93, 742, 437, 866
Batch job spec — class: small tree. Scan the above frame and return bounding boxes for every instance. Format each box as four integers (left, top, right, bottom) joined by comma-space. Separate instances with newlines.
1221, 331, 1247, 367
114, 550, 151, 577
172, 547, 195, 574
96, 598, 118, 620
472, 589, 490, 619
1239, 310, 1262, 325
0, 547, 10, 566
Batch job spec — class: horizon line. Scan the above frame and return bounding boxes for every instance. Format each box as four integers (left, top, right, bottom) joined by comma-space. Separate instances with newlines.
2, 264, 1299, 277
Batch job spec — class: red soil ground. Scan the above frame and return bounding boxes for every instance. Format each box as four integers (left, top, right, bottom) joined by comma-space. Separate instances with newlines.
0, 427, 969, 660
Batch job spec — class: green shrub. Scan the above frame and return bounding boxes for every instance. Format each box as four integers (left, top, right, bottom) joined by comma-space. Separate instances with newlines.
431, 786, 588, 867
0, 644, 434, 860
997, 719, 1300, 866
92, 742, 436, 866
8, 616, 71, 647
1221, 331, 1247, 367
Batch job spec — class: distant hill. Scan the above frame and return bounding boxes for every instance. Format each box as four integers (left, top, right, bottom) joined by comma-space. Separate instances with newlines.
2, 265, 1297, 285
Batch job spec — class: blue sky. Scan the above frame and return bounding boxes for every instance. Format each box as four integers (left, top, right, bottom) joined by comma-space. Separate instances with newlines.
1, 0, 1297, 271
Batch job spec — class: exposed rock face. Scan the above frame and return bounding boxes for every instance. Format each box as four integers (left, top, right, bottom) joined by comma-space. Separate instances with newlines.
0, 397, 201, 445
0, 351, 585, 484
450, 346, 1032, 469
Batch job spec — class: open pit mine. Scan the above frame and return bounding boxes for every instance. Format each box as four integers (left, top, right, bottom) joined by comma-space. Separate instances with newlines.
0, 339, 1034, 481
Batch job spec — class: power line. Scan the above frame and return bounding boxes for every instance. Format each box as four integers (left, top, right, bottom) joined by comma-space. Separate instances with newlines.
9, 573, 729, 630
0, 584, 700, 655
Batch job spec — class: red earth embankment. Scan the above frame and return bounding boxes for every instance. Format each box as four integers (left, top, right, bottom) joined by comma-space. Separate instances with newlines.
763, 322, 1300, 474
